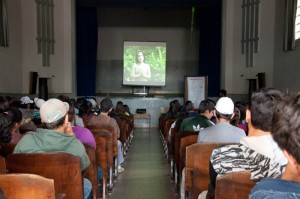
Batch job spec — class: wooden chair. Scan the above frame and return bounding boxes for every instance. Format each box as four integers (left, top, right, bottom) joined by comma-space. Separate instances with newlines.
86, 125, 114, 199
0, 156, 6, 174
6, 153, 83, 199
179, 135, 198, 176
185, 143, 231, 199
84, 144, 97, 199
163, 118, 176, 157
174, 131, 199, 186
0, 173, 56, 199
215, 171, 255, 199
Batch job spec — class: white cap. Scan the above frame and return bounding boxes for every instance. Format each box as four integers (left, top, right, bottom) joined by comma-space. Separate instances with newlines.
215, 97, 234, 115
20, 96, 33, 104
87, 98, 96, 108
40, 99, 69, 123
34, 98, 45, 108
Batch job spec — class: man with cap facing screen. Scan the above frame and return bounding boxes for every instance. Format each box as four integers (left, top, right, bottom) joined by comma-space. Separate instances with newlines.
14, 98, 92, 199
197, 97, 246, 143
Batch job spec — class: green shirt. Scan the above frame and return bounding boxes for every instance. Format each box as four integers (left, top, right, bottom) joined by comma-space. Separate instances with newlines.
179, 115, 213, 131
14, 128, 90, 170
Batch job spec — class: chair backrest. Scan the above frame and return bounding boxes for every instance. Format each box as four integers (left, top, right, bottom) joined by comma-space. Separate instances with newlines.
163, 118, 176, 142
6, 153, 83, 199
215, 171, 255, 199
0, 173, 55, 199
185, 143, 231, 199
179, 135, 198, 172
86, 125, 114, 178
84, 144, 97, 199
174, 131, 199, 168
0, 156, 6, 174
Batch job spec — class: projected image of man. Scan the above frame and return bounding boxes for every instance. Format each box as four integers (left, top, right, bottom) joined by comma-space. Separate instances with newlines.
131, 51, 151, 81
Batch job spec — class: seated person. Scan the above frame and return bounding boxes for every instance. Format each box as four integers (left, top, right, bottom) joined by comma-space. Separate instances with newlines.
249, 92, 300, 198
197, 97, 245, 142
207, 89, 287, 198
13, 99, 91, 199
88, 98, 125, 173
180, 99, 215, 132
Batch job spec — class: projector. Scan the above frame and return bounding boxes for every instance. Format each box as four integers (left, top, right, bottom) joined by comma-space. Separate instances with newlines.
136, 109, 146, 114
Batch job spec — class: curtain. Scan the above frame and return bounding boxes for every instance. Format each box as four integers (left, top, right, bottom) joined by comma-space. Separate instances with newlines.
76, 7, 98, 96
197, 4, 221, 97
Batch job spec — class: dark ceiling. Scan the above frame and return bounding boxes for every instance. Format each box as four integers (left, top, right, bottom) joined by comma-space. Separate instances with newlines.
76, 0, 221, 7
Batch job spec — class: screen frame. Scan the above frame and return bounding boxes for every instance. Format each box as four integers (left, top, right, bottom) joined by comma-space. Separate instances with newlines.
123, 41, 167, 87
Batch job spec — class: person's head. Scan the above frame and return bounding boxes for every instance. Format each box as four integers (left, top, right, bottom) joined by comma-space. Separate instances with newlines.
57, 95, 70, 103
115, 101, 124, 115
136, 51, 145, 64
215, 97, 234, 121
67, 102, 75, 123
198, 99, 215, 120
100, 98, 113, 113
235, 103, 246, 122
79, 100, 93, 116
34, 98, 45, 110
40, 99, 69, 130
272, 93, 300, 166
19, 96, 33, 109
248, 88, 283, 132
219, 89, 227, 97
185, 100, 194, 111
123, 104, 131, 114
0, 107, 22, 144
230, 107, 241, 126
0, 97, 9, 112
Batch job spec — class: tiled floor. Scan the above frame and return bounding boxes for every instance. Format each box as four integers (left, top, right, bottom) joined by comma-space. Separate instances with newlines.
109, 128, 178, 199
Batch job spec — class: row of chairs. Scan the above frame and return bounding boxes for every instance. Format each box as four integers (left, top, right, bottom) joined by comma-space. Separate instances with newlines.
159, 116, 255, 199
0, 115, 134, 199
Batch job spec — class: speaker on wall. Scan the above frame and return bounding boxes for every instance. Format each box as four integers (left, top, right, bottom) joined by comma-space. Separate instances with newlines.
29, 72, 38, 94
39, 78, 49, 100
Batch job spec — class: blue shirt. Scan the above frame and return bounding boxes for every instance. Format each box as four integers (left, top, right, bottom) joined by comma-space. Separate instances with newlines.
249, 178, 300, 199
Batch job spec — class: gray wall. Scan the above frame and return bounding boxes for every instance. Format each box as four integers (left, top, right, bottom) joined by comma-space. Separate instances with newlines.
96, 7, 200, 95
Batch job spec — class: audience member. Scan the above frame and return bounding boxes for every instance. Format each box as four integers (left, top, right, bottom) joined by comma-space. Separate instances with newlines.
115, 101, 125, 115
123, 104, 133, 117
68, 102, 96, 149
197, 97, 245, 143
219, 89, 227, 97
180, 99, 215, 132
0, 97, 9, 112
235, 103, 248, 134
13, 98, 91, 199
6, 107, 23, 144
88, 98, 125, 173
19, 96, 33, 119
185, 100, 196, 117
249, 92, 300, 198
207, 88, 287, 198
164, 100, 180, 120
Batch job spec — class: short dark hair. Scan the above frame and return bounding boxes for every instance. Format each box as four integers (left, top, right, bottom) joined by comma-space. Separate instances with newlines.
250, 88, 283, 132
220, 89, 227, 97
100, 98, 113, 113
42, 115, 66, 130
0, 111, 13, 143
198, 99, 215, 114
272, 93, 300, 164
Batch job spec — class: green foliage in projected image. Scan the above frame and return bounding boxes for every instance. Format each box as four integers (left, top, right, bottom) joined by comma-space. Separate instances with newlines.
124, 46, 166, 82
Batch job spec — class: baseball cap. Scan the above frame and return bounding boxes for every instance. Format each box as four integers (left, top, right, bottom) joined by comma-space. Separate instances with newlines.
87, 98, 96, 108
215, 97, 234, 115
20, 96, 33, 104
40, 98, 69, 123
34, 98, 45, 108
